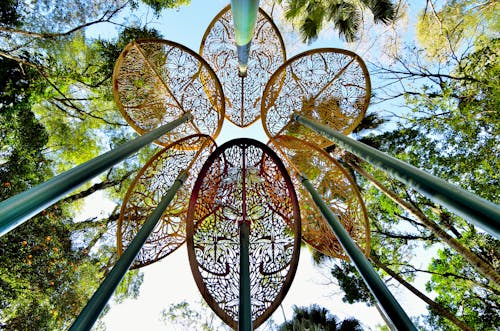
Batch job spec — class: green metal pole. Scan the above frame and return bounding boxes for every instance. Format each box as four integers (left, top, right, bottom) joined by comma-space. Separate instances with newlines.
294, 114, 500, 239
0, 113, 192, 237
239, 221, 253, 331
230, 0, 260, 76
301, 176, 417, 331
69, 171, 188, 331
239, 146, 252, 331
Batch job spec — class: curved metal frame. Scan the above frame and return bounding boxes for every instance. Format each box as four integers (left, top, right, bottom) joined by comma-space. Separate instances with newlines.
117, 134, 216, 268
200, 5, 286, 128
186, 138, 301, 329
270, 135, 370, 259
113, 39, 225, 147
261, 48, 371, 147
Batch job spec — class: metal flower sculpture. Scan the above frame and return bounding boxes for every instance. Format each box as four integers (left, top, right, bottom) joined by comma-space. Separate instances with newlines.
269, 135, 370, 259
200, 5, 286, 127
4, 2, 480, 330
186, 139, 301, 329
117, 135, 216, 268
112, 5, 371, 331
113, 39, 225, 146
262, 48, 371, 148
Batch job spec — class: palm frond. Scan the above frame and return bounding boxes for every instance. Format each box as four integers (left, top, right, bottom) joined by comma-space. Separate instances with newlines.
328, 2, 360, 42
299, 2, 326, 44
284, 0, 308, 19
360, 0, 396, 23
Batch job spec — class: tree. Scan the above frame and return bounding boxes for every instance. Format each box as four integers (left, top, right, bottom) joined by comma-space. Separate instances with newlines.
161, 300, 232, 331
277, 0, 397, 43
136, 0, 191, 15
416, 0, 498, 63
277, 304, 363, 331
0, 30, 147, 330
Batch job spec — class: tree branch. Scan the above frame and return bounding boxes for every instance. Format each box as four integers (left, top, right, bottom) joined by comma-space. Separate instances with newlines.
61, 170, 134, 204
371, 254, 474, 331
0, 3, 128, 39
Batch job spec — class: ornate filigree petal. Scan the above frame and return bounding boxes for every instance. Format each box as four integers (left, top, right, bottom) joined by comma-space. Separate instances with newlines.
117, 135, 217, 269
262, 49, 370, 147
187, 139, 300, 329
201, 6, 286, 127
113, 39, 225, 147
269, 135, 370, 259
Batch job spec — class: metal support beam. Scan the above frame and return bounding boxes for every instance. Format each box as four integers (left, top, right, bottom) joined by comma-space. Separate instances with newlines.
230, 0, 260, 76
239, 221, 252, 331
294, 114, 500, 239
239, 145, 252, 330
0, 113, 192, 237
69, 171, 188, 331
301, 176, 417, 331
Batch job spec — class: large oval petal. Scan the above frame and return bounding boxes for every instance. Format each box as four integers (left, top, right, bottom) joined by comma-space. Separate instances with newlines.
200, 6, 286, 127
117, 135, 216, 268
113, 39, 225, 146
269, 135, 370, 259
186, 138, 300, 329
262, 49, 370, 147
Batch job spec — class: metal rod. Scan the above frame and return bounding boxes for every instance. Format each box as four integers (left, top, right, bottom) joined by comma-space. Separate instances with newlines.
0, 113, 192, 237
230, 0, 260, 76
300, 176, 417, 331
294, 114, 500, 239
239, 146, 252, 331
239, 221, 252, 331
69, 171, 188, 331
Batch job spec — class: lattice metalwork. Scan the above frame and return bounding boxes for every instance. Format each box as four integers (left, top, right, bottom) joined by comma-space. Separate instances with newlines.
269, 135, 370, 259
117, 135, 217, 269
186, 139, 300, 329
113, 39, 225, 147
262, 48, 370, 147
200, 5, 286, 127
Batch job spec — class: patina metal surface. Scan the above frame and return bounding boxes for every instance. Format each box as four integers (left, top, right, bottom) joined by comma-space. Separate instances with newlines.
113, 39, 225, 146
117, 135, 216, 269
186, 139, 300, 329
200, 6, 286, 127
269, 135, 370, 259
262, 48, 370, 147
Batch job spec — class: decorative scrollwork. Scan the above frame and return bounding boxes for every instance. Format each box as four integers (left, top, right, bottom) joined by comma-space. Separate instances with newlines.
186, 139, 300, 329
117, 135, 217, 269
200, 6, 286, 127
269, 135, 370, 259
262, 49, 370, 147
113, 39, 225, 146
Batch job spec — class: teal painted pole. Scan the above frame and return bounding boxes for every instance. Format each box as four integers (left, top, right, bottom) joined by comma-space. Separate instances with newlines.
69, 171, 188, 331
301, 176, 417, 331
294, 114, 500, 239
230, 0, 260, 76
239, 146, 252, 330
0, 113, 192, 237
239, 221, 252, 331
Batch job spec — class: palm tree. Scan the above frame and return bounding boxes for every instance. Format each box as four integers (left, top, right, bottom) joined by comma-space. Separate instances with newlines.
278, 304, 363, 331
280, 0, 397, 43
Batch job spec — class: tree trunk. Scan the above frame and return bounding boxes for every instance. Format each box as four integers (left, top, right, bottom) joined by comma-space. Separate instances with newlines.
370, 255, 474, 331
347, 160, 500, 288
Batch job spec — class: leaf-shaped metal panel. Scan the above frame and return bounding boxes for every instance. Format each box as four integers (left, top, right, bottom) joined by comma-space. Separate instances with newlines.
262, 49, 370, 147
117, 135, 216, 269
113, 39, 225, 146
269, 135, 370, 259
200, 6, 286, 127
186, 139, 300, 329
